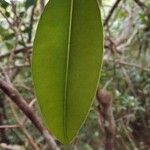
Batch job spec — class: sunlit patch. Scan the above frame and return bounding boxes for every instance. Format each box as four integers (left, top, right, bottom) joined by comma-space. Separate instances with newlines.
5, 0, 26, 3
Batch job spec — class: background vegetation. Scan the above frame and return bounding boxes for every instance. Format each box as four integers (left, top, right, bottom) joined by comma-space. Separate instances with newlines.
0, 0, 149, 149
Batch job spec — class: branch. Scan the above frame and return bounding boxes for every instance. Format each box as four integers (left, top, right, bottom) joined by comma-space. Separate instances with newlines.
134, 0, 146, 10
0, 125, 19, 129
0, 46, 32, 60
96, 89, 116, 150
117, 60, 150, 72
104, 0, 122, 26
28, 5, 36, 43
0, 79, 60, 150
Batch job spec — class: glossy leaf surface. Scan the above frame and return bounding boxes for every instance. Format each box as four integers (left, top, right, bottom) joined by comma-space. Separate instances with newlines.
32, 0, 103, 144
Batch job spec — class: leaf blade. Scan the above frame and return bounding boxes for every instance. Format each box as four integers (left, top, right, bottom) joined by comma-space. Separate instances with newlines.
66, 0, 103, 142
32, 0, 71, 142
32, 0, 103, 144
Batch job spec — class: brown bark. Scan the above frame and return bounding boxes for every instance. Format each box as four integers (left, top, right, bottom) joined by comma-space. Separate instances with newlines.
96, 89, 116, 150
0, 79, 60, 150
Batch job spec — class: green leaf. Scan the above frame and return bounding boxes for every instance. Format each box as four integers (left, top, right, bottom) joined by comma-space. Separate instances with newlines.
32, 0, 103, 144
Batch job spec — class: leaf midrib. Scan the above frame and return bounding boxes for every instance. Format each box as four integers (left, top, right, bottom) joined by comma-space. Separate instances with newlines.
63, 0, 74, 141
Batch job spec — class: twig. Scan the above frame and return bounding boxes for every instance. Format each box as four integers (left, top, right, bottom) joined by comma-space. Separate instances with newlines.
6, 63, 30, 69
21, 99, 36, 126
118, 61, 150, 72
0, 46, 32, 60
104, 0, 122, 26
8, 99, 39, 150
121, 67, 136, 96
96, 89, 116, 150
0, 79, 60, 150
0, 9, 13, 28
28, 5, 36, 43
106, 59, 150, 72
121, 120, 138, 150
0, 124, 19, 129
103, 78, 114, 90
134, 0, 146, 10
